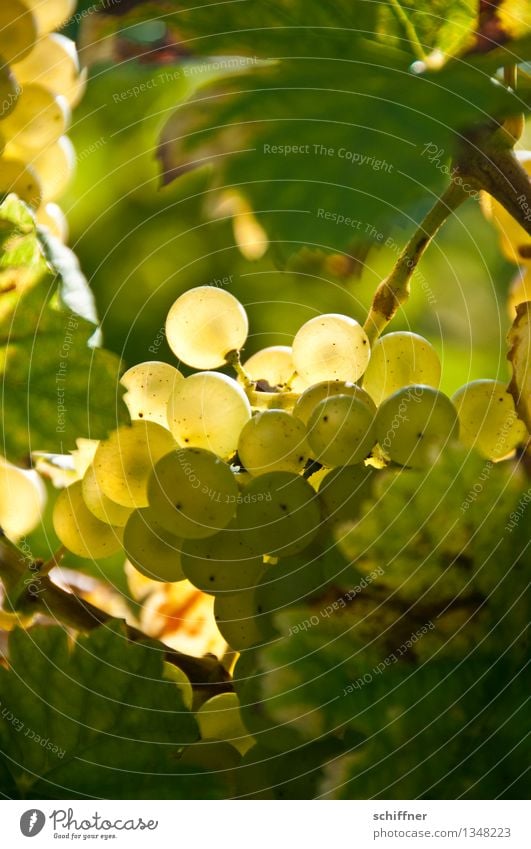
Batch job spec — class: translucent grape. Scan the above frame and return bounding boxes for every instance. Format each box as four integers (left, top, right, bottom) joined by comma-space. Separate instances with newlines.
241, 346, 305, 391
0, 66, 20, 119
318, 464, 375, 526
375, 385, 459, 468
24, 0, 76, 35
123, 508, 185, 582
294, 379, 376, 425
26, 135, 75, 202
292, 313, 370, 384
53, 481, 122, 559
12, 34, 80, 104
167, 371, 251, 459
247, 388, 299, 412
1, 84, 70, 150
452, 380, 527, 460
307, 395, 376, 467
162, 662, 193, 710
237, 410, 308, 476
214, 589, 266, 650
147, 447, 238, 538
93, 421, 176, 508
0, 157, 42, 207
121, 361, 182, 427
166, 285, 248, 369
0, 2, 37, 64
237, 471, 321, 557
36, 202, 68, 241
0, 458, 46, 540
196, 693, 254, 754
81, 465, 133, 527
181, 519, 264, 594
362, 331, 442, 405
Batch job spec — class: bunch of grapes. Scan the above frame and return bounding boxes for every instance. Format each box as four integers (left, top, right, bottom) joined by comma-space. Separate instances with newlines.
0, 0, 84, 241
52, 286, 528, 651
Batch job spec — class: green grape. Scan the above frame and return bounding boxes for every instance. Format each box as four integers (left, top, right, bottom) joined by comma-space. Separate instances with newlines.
93, 421, 176, 508
25, 135, 75, 203
166, 285, 248, 369
294, 379, 376, 425
179, 740, 241, 773
0, 157, 41, 207
1, 84, 70, 150
181, 519, 264, 594
255, 554, 326, 624
375, 384, 459, 468
24, 0, 76, 35
237, 410, 308, 476
0, 65, 20, 119
214, 589, 266, 650
307, 395, 376, 467
81, 464, 133, 527
162, 662, 193, 711
292, 313, 370, 384
121, 360, 182, 427
147, 447, 238, 538
362, 331, 442, 405
241, 345, 305, 390
123, 508, 185, 582
167, 371, 251, 459
196, 692, 254, 754
318, 464, 375, 526
0, 2, 37, 64
238, 471, 321, 557
53, 481, 122, 559
247, 387, 299, 412
452, 380, 527, 460
0, 458, 45, 540
36, 201, 67, 240
12, 34, 80, 104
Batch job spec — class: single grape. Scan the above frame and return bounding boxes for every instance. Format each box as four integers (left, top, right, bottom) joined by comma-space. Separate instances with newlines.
24, 0, 76, 35
318, 464, 375, 526
121, 361, 182, 427
93, 421, 176, 508
23, 135, 75, 203
53, 481, 122, 559
294, 379, 376, 425
12, 34, 80, 104
214, 589, 266, 650
0, 157, 41, 207
123, 508, 185, 582
147, 447, 238, 538
36, 201, 68, 241
255, 554, 326, 623
241, 346, 305, 390
0, 66, 20, 119
1, 84, 70, 150
375, 384, 459, 468
237, 471, 321, 557
452, 380, 527, 460
292, 313, 370, 384
181, 519, 264, 594
167, 371, 251, 459
162, 662, 193, 711
0, 2, 37, 64
196, 692, 254, 754
237, 410, 308, 476
362, 331, 442, 405
81, 465, 133, 527
166, 285, 248, 369
307, 395, 376, 467
0, 458, 46, 540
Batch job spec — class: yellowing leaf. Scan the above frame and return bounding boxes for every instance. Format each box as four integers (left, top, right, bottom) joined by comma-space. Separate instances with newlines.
508, 300, 531, 432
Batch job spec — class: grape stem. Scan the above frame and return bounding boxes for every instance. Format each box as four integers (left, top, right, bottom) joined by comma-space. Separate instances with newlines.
0, 531, 231, 694
363, 180, 469, 343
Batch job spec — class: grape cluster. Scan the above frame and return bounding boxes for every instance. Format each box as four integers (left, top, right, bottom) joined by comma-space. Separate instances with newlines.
52, 286, 528, 650
0, 0, 83, 241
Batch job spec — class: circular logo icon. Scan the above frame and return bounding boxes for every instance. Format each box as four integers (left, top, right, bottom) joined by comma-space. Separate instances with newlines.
20, 810, 46, 837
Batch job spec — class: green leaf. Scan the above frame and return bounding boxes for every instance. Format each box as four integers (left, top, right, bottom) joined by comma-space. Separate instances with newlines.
0, 196, 128, 461
0, 622, 211, 799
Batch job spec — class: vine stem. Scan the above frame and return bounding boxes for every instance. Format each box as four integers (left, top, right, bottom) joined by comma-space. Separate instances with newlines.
363, 180, 469, 344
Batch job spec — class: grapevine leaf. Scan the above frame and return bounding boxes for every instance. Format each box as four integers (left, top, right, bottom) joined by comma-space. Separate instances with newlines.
508, 300, 531, 433
0, 196, 128, 461
0, 621, 232, 799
